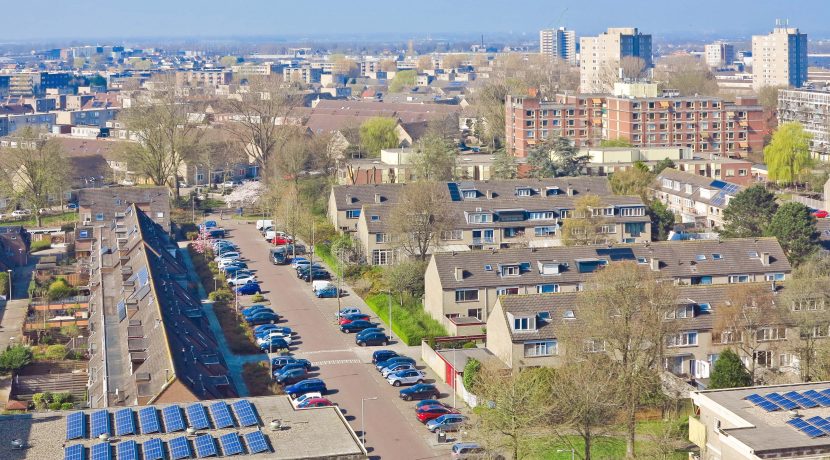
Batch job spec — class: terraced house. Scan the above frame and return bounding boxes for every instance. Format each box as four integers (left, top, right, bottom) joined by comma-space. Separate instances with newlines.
85, 204, 236, 407
486, 283, 799, 384
424, 238, 790, 334
654, 168, 744, 229
331, 177, 651, 265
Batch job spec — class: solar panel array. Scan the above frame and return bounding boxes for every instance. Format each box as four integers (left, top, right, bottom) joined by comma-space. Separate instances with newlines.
142, 438, 165, 460
65, 431, 271, 459
745, 388, 830, 412
90, 442, 111, 460
90, 410, 111, 438
64, 444, 85, 460
162, 405, 186, 432
208, 402, 235, 429
231, 400, 259, 427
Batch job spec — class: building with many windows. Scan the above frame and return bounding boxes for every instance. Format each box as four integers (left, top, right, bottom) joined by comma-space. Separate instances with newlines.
752, 22, 808, 90
424, 237, 790, 334
653, 168, 745, 229
540, 27, 577, 65
579, 27, 652, 93
778, 88, 830, 161
705, 41, 736, 68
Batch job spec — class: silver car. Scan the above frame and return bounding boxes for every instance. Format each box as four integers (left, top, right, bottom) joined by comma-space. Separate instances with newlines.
381, 363, 416, 378
386, 369, 426, 387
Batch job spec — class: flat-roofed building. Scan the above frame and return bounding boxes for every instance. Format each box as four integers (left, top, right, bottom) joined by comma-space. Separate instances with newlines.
752, 23, 808, 90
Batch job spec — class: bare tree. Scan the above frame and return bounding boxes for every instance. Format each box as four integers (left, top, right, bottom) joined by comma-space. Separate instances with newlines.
576, 262, 678, 458
714, 283, 782, 384
387, 182, 454, 261
654, 55, 720, 96
221, 75, 304, 174
0, 129, 70, 227
560, 194, 610, 246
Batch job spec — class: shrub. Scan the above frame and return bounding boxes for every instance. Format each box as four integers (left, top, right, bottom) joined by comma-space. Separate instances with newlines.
209, 288, 234, 304
60, 402, 74, 410
251, 293, 265, 303
32, 392, 52, 409
463, 358, 481, 392
0, 272, 7, 297
52, 392, 72, 404
0, 345, 33, 371
44, 345, 67, 360
60, 325, 81, 338
242, 362, 282, 397
48, 402, 62, 410
30, 239, 52, 252
186, 231, 199, 241
47, 278, 77, 301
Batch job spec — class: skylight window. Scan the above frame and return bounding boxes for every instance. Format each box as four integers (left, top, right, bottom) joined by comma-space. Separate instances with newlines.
563, 310, 575, 319
712, 253, 722, 260
695, 254, 706, 261
484, 264, 492, 271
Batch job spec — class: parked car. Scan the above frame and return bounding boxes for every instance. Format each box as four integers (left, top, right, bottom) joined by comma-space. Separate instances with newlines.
381, 363, 416, 378
275, 362, 309, 375
275, 367, 307, 385
227, 274, 257, 287
255, 325, 292, 338
356, 331, 389, 347
245, 312, 279, 326
256, 333, 292, 346
285, 379, 327, 399
290, 257, 309, 268
294, 261, 322, 272
272, 236, 293, 246
426, 414, 467, 433
11, 209, 31, 218
208, 228, 226, 238
814, 210, 829, 219
242, 306, 273, 317
339, 313, 370, 325
66, 203, 79, 210
223, 266, 250, 276
376, 356, 416, 371
340, 320, 377, 333
400, 383, 440, 401
200, 220, 217, 229
315, 285, 341, 298
293, 392, 322, 407
415, 399, 448, 411
258, 336, 289, 352
271, 356, 311, 371
299, 268, 330, 281
372, 350, 398, 365
450, 442, 487, 459
297, 397, 333, 409
256, 220, 274, 232
235, 283, 262, 296
356, 327, 385, 339
336, 307, 362, 319
387, 369, 426, 387
417, 404, 460, 423
214, 251, 240, 262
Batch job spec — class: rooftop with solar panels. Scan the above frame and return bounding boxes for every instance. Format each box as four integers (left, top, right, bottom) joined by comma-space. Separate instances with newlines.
0, 396, 366, 460
691, 382, 830, 458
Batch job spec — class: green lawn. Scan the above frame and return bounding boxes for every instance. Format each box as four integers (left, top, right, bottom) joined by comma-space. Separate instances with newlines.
0, 211, 77, 228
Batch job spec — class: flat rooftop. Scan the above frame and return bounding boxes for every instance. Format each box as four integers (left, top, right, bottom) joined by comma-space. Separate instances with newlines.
698, 382, 830, 454
0, 395, 366, 460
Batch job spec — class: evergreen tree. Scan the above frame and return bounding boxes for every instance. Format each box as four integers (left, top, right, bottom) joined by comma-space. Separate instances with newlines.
720, 185, 779, 238
766, 202, 818, 265
490, 149, 518, 179
709, 349, 752, 389
647, 200, 675, 241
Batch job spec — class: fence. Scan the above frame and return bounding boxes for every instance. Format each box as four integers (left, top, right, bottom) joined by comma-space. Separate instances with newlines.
789, 194, 824, 210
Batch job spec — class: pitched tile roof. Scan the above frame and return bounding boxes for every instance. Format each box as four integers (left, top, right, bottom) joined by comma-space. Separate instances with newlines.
655, 168, 743, 207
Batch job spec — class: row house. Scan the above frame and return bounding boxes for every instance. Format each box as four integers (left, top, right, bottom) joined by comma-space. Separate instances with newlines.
654, 168, 744, 229
487, 283, 801, 384
424, 237, 790, 334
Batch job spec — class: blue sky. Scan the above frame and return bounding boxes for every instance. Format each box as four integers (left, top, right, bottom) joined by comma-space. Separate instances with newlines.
0, 0, 825, 41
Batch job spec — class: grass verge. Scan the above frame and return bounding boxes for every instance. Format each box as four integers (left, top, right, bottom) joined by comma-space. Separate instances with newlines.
0, 211, 78, 228
242, 362, 283, 397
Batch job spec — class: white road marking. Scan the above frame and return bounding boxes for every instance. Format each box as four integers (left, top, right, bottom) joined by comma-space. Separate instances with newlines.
313, 359, 362, 366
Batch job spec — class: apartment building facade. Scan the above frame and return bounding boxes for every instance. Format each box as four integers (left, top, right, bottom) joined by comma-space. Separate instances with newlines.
778, 88, 830, 161
579, 27, 652, 93
654, 168, 744, 229
752, 24, 808, 90
540, 27, 577, 65
704, 41, 736, 68
174, 70, 232, 88
505, 94, 604, 158
424, 237, 789, 334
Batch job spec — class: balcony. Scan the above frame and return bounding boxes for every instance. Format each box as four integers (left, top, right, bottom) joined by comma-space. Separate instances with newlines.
472, 237, 495, 245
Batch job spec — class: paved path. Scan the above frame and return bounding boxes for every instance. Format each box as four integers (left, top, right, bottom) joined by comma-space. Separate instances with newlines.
215, 217, 455, 459
177, 242, 263, 397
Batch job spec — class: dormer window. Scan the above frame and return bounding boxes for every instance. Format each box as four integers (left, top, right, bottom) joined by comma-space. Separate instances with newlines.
539, 261, 560, 275
462, 190, 477, 199
513, 316, 535, 331
501, 265, 520, 277
528, 211, 555, 220
546, 186, 560, 196
516, 188, 532, 197
468, 213, 493, 224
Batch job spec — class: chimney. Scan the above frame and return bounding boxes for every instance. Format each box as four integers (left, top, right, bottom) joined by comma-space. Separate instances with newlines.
761, 252, 770, 266
454, 267, 464, 281
486, 190, 493, 199
374, 193, 381, 204
650, 258, 660, 271
566, 186, 573, 196
346, 194, 354, 203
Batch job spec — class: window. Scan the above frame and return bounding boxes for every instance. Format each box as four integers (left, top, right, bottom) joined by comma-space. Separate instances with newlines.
667, 331, 698, 347
455, 289, 479, 302
370, 215, 380, 221
95, 213, 104, 221
539, 262, 561, 275
718, 329, 741, 344
756, 350, 773, 368
780, 353, 795, 367
346, 209, 361, 219
467, 309, 482, 320
620, 207, 645, 217
665, 304, 694, 319
563, 310, 575, 319
372, 249, 392, 265
524, 340, 557, 357
440, 230, 463, 240
513, 316, 533, 331
534, 226, 556, 237
528, 211, 555, 220
462, 190, 477, 199
729, 275, 750, 284
536, 284, 559, 293
501, 265, 520, 276
793, 298, 824, 311
765, 273, 785, 281
757, 327, 786, 341
375, 233, 389, 243
516, 188, 532, 197
712, 253, 722, 260
497, 287, 520, 296
599, 224, 616, 234
468, 213, 493, 224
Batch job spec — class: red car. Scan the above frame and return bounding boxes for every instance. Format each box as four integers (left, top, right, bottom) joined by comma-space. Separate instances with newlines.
338, 313, 371, 326
297, 397, 333, 408
813, 210, 829, 219
272, 236, 294, 245
416, 404, 459, 423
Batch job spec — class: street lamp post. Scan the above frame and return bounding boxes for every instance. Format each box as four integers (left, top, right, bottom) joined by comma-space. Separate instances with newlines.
556, 449, 575, 460
387, 290, 392, 340
452, 349, 457, 408
360, 396, 378, 448
6, 269, 11, 301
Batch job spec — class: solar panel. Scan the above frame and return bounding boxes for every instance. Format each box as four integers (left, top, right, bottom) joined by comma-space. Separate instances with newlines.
90, 410, 111, 437
65, 444, 86, 460
447, 183, 462, 201
90, 442, 112, 460
745, 394, 766, 404
801, 425, 826, 438
758, 401, 781, 412
194, 435, 218, 458
788, 418, 811, 429
168, 436, 192, 460
243, 431, 270, 454
218, 433, 243, 456
116, 440, 139, 460
137, 267, 149, 286
115, 408, 136, 436
207, 402, 235, 429
186, 404, 210, 430
142, 438, 165, 460
765, 393, 798, 410
66, 411, 87, 440
162, 405, 186, 432
231, 400, 259, 427
138, 407, 161, 434
809, 416, 830, 431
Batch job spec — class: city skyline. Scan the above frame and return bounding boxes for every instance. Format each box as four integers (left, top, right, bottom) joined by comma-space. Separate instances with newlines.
0, 0, 826, 42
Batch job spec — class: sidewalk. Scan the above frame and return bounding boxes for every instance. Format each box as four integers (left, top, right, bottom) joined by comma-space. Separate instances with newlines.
177, 242, 265, 397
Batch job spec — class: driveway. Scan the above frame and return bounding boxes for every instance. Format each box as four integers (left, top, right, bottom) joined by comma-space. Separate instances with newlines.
214, 217, 457, 459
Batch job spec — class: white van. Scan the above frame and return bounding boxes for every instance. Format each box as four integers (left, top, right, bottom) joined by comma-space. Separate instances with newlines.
256, 220, 274, 232
312, 280, 334, 292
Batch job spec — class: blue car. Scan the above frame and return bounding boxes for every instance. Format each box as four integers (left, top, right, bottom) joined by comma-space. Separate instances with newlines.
275, 367, 307, 385
201, 220, 217, 229
242, 306, 274, 317
246, 311, 280, 325
356, 327, 384, 339
376, 356, 416, 371
242, 304, 267, 314
315, 286, 340, 298
400, 383, 439, 401
66, 203, 78, 210
356, 331, 389, 347
340, 320, 377, 333
235, 283, 262, 295
208, 228, 226, 238
372, 350, 398, 364
285, 379, 327, 399
270, 356, 311, 371
255, 325, 292, 339
259, 337, 289, 352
